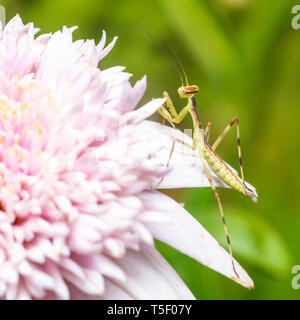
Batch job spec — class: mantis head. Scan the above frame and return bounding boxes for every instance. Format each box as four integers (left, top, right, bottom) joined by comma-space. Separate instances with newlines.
178, 85, 199, 98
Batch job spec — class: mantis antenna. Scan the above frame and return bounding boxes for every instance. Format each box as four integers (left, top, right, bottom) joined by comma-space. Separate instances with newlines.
135, 28, 185, 87
168, 44, 189, 86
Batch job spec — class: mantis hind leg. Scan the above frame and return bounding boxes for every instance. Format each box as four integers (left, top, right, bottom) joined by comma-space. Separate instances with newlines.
211, 117, 250, 190
198, 151, 240, 281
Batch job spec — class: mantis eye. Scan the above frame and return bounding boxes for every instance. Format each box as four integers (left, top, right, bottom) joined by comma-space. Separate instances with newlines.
178, 86, 187, 97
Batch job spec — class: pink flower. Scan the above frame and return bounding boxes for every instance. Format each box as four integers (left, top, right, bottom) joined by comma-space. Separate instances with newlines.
0, 15, 255, 300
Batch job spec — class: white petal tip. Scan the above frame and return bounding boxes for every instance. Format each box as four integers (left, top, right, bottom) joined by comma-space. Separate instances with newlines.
251, 196, 258, 203
232, 275, 254, 289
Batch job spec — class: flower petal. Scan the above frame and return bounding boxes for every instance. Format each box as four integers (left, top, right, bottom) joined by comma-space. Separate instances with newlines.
141, 190, 254, 289
123, 99, 166, 125
102, 279, 133, 300
115, 243, 195, 300
68, 279, 133, 300
97, 31, 118, 61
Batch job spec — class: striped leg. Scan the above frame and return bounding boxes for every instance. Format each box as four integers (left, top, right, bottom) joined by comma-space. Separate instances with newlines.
157, 139, 195, 186
211, 117, 245, 185
199, 151, 240, 280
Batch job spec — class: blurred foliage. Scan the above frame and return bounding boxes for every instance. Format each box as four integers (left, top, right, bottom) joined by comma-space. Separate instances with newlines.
3, 0, 300, 299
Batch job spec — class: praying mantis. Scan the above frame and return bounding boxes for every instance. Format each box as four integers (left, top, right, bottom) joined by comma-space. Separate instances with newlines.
156, 61, 258, 288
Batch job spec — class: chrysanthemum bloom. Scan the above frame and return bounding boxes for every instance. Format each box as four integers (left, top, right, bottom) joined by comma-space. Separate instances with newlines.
0, 15, 256, 300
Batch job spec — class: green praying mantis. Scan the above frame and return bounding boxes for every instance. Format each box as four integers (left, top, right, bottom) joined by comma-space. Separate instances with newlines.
156, 51, 258, 288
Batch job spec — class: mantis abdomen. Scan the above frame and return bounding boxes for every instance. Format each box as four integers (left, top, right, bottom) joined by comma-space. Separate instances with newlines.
202, 142, 246, 195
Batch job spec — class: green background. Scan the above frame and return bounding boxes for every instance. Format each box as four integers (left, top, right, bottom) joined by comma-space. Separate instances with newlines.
2, 0, 300, 299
